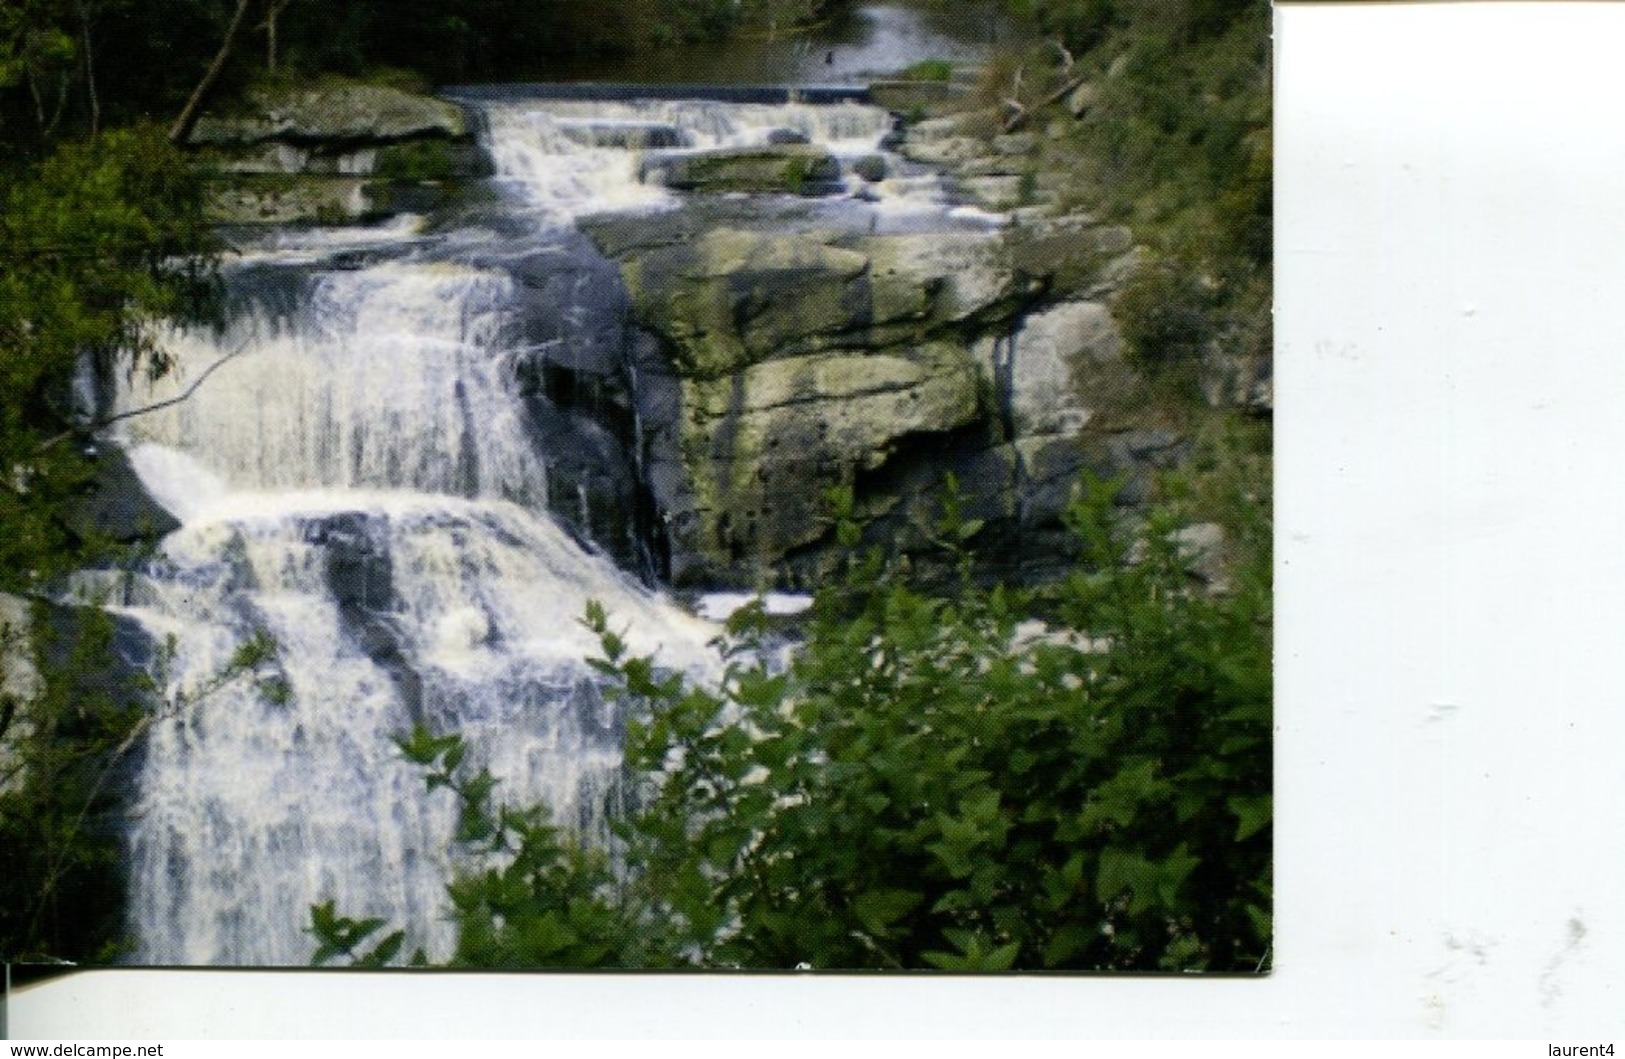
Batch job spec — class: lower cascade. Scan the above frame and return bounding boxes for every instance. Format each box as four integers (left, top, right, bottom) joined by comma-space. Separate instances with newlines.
93, 88, 965, 965
86, 493, 715, 965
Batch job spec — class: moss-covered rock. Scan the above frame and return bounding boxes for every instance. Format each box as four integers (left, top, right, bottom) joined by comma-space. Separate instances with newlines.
640, 145, 841, 195
372, 139, 491, 181
189, 82, 467, 147
621, 229, 907, 379
666, 343, 983, 585
188, 80, 483, 226
867, 79, 969, 116
204, 176, 379, 225
860, 230, 1027, 326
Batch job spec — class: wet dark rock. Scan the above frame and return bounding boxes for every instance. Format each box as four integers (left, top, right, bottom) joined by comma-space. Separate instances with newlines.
561, 121, 687, 150
67, 446, 181, 545
850, 153, 889, 182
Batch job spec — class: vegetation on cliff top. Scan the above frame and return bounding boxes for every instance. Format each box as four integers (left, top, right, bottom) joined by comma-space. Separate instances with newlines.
992, 0, 1271, 393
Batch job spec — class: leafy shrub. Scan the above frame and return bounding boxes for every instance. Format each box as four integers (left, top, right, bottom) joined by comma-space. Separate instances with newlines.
0, 126, 217, 593
1, 619, 282, 962
1112, 261, 1218, 381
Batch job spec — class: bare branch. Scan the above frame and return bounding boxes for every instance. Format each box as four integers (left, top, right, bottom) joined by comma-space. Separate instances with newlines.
1002, 74, 1088, 134
35, 338, 251, 455
168, 0, 254, 144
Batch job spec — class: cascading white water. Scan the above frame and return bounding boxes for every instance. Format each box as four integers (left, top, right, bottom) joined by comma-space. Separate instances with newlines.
89, 492, 715, 965
101, 86, 959, 966
118, 261, 550, 508
476, 95, 948, 221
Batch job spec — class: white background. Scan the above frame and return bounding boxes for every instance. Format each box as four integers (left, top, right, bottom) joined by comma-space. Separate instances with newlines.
11, 1, 1625, 1038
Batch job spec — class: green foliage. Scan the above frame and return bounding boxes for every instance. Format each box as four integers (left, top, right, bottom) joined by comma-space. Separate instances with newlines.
2, 0, 858, 153
0, 125, 217, 594
899, 59, 954, 83
311, 726, 642, 969
0, 606, 142, 962
596, 474, 1268, 970
1, 612, 285, 962
1112, 262, 1218, 381
996, 0, 1271, 395
334, 469, 1271, 971
308, 902, 406, 969
0, 20, 225, 968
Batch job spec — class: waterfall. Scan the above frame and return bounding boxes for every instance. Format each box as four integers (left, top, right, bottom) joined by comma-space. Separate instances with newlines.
95, 85, 945, 966
120, 262, 549, 506
471, 93, 948, 222
91, 493, 715, 965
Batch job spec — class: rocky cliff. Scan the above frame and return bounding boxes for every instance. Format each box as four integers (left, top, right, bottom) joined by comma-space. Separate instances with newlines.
580, 149, 1166, 588
187, 80, 488, 224
174, 80, 1219, 591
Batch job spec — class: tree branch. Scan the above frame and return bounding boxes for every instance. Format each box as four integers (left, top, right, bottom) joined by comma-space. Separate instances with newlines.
34, 338, 251, 455
1002, 74, 1088, 134
168, 0, 253, 144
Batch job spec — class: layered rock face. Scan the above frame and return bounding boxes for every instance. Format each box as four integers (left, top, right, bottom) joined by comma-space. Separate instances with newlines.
188, 82, 488, 224
584, 204, 1155, 588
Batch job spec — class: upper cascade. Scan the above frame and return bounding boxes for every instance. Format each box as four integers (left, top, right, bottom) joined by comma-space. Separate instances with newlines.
469, 93, 938, 221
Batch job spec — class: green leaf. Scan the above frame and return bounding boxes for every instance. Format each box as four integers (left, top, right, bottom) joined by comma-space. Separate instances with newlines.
1042, 923, 1093, 967
852, 889, 924, 936
1095, 847, 1156, 905
1228, 793, 1272, 841
360, 930, 405, 968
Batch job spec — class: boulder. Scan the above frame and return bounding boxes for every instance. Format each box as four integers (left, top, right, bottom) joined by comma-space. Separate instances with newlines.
897, 134, 991, 167
862, 230, 1026, 326
205, 176, 379, 225
958, 174, 1024, 210
1067, 81, 1103, 118
1009, 217, 1136, 298
849, 154, 889, 183
613, 225, 1028, 376
560, 121, 687, 150
640, 145, 841, 195
957, 156, 1027, 178
189, 82, 467, 147
975, 300, 1124, 437
1015, 434, 1098, 525
583, 174, 1177, 589
66, 445, 182, 544
188, 82, 483, 225
899, 116, 965, 143
992, 132, 1038, 156
619, 229, 874, 379
201, 139, 488, 180
847, 437, 1019, 562
1173, 522, 1228, 589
